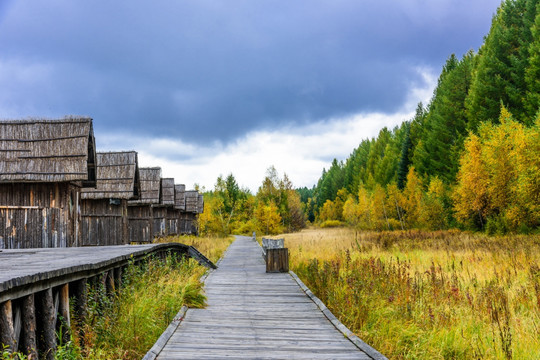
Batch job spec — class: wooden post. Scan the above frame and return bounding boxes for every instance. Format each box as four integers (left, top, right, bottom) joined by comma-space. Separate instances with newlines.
266, 248, 289, 273
12, 304, 21, 352
21, 294, 38, 359
70, 278, 87, 347
58, 284, 70, 344
105, 270, 115, 295
38, 288, 57, 360
0, 300, 15, 352
114, 267, 122, 291
71, 279, 88, 323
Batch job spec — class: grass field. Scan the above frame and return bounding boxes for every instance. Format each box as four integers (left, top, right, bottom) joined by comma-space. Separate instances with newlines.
279, 227, 540, 359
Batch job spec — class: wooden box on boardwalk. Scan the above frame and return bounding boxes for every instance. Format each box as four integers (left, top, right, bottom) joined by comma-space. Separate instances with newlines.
262, 238, 289, 273
265, 248, 289, 273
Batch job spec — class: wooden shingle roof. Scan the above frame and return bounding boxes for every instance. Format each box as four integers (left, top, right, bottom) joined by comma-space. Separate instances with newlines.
0, 117, 96, 186
128, 167, 161, 205
81, 151, 140, 200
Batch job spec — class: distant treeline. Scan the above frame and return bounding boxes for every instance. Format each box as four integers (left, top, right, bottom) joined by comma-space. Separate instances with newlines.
199, 0, 539, 237
300, 0, 540, 234
198, 167, 305, 236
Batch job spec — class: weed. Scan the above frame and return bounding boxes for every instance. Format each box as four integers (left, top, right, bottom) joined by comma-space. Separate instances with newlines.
284, 227, 540, 359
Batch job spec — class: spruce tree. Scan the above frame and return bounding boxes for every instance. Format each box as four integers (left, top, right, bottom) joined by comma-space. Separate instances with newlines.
466, 0, 537, 128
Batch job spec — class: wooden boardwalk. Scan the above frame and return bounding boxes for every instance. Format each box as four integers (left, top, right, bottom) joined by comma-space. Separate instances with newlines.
154, 236, 382, 360
0, 243, 212, 302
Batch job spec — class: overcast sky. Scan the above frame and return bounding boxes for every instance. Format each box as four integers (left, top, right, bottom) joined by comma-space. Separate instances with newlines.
0, 0, 501, 192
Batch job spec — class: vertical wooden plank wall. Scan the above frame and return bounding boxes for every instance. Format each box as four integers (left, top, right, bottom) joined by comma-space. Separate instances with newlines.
81, 199, 127, 246
0, 183, 79, 249
152, 207, 167, 237
128, 205, 153, 243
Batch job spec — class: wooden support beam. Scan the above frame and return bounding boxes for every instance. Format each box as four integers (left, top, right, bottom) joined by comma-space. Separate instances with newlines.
70, 279, 87, 324
21, 294, 38, 359
12, 303, 21, 352
113, 267, 122, 291
0, 300, 15, 352
70, 279, 87, 347
58, 284, 70, 345
38, 288, 57, 360
105, 270, 115, 295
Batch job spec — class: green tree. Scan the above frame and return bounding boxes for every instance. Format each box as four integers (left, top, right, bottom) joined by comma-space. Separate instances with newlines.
397, 122, 412, 190
525, 1, 540, 118
466, 0, 537, 128
401, 167, 424, 228
413, 52, 475, 183
420, 177, 449, 230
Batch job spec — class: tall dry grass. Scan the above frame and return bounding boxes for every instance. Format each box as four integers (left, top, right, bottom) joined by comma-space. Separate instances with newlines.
77, 235, 233, 359
281, 227, 540, 359
159, 234, 234, 264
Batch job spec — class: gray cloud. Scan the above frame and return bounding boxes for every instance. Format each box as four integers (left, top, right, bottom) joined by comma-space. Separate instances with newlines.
0, 0, 500, 144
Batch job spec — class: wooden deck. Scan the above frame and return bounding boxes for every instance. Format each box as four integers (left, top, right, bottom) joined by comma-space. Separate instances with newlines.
0, 243, 211, 303
153, 236, 383, 360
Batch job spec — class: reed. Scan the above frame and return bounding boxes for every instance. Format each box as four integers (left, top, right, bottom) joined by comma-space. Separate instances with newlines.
283, 227, 540, 359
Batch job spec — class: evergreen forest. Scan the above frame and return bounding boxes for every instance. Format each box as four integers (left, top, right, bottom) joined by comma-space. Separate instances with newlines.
200, 0, 540, 236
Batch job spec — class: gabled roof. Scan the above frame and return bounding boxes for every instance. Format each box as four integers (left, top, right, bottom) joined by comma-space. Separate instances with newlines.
159, 178, 175, 206
0, 117, 96, 186
174, 184, 186, 210
128, 167, 161, 205
81, 151, 140, 200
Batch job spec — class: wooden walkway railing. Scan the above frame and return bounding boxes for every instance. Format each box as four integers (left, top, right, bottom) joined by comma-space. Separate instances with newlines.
147, 236, 386, 360
0, 243, 215, 359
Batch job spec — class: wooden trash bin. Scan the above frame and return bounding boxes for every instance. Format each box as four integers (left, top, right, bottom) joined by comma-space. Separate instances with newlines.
265, 248, 289, 273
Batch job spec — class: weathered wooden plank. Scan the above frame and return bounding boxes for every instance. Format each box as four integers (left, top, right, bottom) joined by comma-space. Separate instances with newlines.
0, 243, 201, 303
152, 236, 380, 360
0, 300, 15, 351
20, 294, 38, 359
37, 288, 56, 360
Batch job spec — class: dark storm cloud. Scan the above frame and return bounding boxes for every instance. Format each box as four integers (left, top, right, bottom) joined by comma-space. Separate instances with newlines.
0, 0, 500, 143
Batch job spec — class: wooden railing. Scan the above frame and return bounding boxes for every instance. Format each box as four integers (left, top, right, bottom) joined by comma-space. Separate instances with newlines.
0, 243, 215, 359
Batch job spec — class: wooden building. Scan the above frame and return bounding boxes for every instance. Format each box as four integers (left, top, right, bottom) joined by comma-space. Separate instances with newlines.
165, 181, 179, 236
80, 151, 140, 246
127, 167, 161, 243
174, 184, 186, 211
153, 177, 175, 238
181, 190, 203, 235
0, 118, 97, 249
